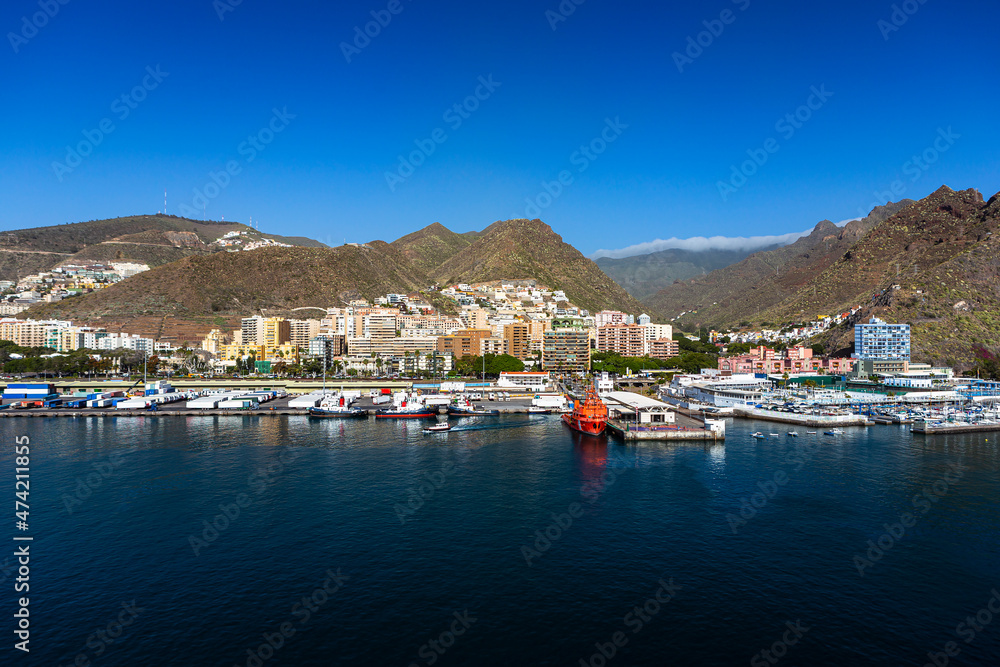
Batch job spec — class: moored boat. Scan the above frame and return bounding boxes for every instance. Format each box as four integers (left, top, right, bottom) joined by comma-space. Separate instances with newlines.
752, 432, 765, 439
561, 385, 607, 436
308, 406, 367, 418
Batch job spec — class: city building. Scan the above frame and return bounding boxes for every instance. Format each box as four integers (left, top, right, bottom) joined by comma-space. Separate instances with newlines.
241, 316, 291, 347
308, 335, 346, 364
503, 323, 530, 359
854, 317, 910, 361
496, 371, 550, 390
648, 338, 680, 360
597, 324, 646, 357
437, 329, 492, 359
542, 330, 590, 374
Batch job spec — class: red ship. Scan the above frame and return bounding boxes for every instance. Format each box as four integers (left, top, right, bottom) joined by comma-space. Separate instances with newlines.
562, 385, 608, 436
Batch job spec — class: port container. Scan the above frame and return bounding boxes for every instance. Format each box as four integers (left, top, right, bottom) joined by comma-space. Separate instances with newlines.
115, 399, 151, 409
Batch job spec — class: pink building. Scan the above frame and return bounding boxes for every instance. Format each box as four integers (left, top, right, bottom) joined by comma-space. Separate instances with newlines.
719, 346, 853, 375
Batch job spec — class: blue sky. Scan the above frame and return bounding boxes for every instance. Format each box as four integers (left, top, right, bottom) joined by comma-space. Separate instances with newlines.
1, 0, 997, 257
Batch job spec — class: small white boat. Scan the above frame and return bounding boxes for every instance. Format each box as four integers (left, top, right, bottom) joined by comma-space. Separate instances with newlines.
807, 431, 817, 434
423, 422, 451, 433
769, 433, 780, 437
832, 428, 845, 434
787, 431, 799, 437
751, 432, 765, 439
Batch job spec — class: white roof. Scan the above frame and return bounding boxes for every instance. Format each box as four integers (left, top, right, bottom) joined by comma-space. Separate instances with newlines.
603, 391, 672, 411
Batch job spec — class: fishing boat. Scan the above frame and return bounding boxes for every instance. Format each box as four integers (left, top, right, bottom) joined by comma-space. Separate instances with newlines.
787, 431, 799, 437
423, 422, 452, 433
561, 385, 607, 436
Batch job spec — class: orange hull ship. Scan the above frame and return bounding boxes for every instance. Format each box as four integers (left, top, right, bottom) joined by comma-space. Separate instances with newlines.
562, 385, 608, 436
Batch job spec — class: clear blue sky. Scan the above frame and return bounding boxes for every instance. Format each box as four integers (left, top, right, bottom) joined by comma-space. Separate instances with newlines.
1, 0, 997, 256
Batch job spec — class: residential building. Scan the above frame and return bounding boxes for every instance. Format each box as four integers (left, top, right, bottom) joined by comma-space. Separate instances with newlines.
308, 335, 345, 364
854, 317, 911, 361
648, 338, 680, 360
289, 319, 321, 347
594, 310, 629, 328
503, 323, 531, 359
597, 324, 646, 357
542, 330, 590, 374
241, 316, 291, 347
437, 329, 492, 359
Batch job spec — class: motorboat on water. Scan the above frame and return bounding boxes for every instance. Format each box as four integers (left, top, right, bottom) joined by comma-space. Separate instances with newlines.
423, 422, 452, 433
751, 432, 765, 439
787, 431, 799, 436
527, 406, 551, 415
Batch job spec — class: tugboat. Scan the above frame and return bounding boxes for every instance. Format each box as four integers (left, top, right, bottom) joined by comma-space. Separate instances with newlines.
376, 391, 437, 419
561, 384, 608, 436
308, 394, 367, 419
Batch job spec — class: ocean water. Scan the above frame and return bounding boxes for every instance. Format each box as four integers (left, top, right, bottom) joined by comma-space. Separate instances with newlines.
2, 415, 999, 666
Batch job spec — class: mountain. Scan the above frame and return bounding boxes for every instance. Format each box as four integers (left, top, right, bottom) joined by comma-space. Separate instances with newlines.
645, 200, 914, 327
595, 246, 782, 301
390, 222, 474, 274
757, 186, 1000, 367
27, 243, 430, 320
427, 218, 646, 314
0, 214, 326, 282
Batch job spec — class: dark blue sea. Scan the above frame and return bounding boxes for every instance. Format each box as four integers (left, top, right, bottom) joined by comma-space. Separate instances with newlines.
2, 415, 999, 666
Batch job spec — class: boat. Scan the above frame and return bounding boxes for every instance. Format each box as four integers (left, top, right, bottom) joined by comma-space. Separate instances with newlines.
527, 406, 551, 415
787, 431, 799, 436
308, 406, 367, 418
448, 401, 500, 416
807, 431, 817, 434
769, 433, 780, 437
561, 384, 607, 436
751, 432, 765, 439
376, 407, 438, 419
423, 422, 451, 433
832, 428, 845, 434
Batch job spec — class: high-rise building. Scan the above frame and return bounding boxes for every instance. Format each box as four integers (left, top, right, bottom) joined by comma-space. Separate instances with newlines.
854, 317, 910, 361
597, 324, 646, 357
241, 316, 290, 347
542, 330, 590, 374
289, 319, 321, 347
437, 329, 492, 359
594, 310, 629, 328
503, 323, 530, 359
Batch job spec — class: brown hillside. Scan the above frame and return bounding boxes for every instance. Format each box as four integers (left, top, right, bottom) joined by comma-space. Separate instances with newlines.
431, 218, 645, 314
646, 200, 913, 327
